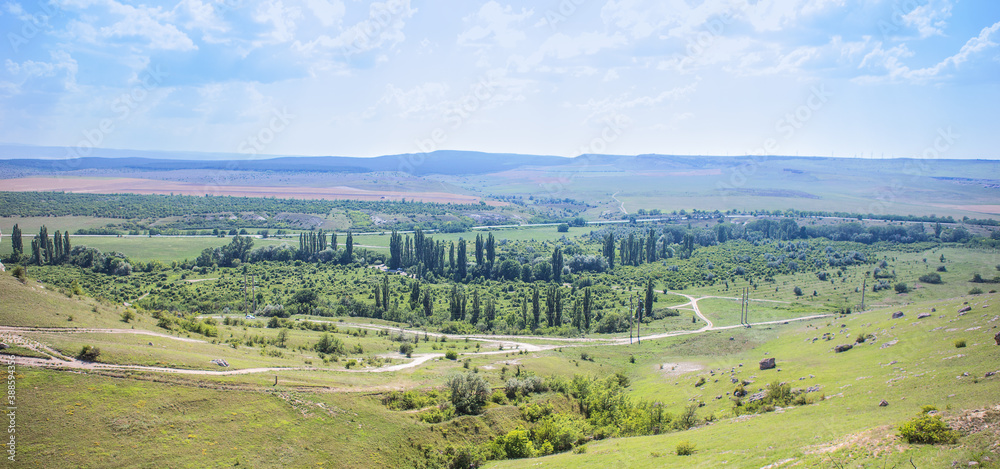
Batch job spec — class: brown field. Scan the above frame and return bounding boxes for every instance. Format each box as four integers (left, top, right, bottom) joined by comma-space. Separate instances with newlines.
0, 176, 506, 205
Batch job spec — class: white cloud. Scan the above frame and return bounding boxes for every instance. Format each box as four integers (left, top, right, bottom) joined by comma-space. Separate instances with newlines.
304, 0, 346, 28
295, 0, 417, 58
100, 0, 197, 51
253, 0, 302, 46
902, 0, 953, 38
577, 81, 698, 123
856, 21, 1000, 84
458, 1, 533, 49
3, 50, 79, 93
512, 31, 628, 72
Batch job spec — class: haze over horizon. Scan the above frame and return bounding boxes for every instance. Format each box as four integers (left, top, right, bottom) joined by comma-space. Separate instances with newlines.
2, 0, 999, 160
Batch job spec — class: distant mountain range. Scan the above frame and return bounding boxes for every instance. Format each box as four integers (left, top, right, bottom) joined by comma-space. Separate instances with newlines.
0, 144, 995, 177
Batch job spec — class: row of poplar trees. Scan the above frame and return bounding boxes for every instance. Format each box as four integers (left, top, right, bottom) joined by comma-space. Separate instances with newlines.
5, 224, 72, 266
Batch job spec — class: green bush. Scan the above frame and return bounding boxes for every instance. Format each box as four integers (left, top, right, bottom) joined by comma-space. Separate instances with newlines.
676, 440, 696, 456
898, 414, 959, 444
77, 345, 101, 362
969, 287, 984, 295
954, 339, 967, 348
918, 272, 942, 284
399, 342, 414, 357
894, 282, 909, 294
445, 350, 459, 360
447, 372, 490, 415
489, 427, 535, 459
10, 265, 26, 283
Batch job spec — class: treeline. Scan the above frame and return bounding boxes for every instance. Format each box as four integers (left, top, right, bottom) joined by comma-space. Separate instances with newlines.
589, 218, 970, 269
4, 224, 133, 275
0, 191, 497, 230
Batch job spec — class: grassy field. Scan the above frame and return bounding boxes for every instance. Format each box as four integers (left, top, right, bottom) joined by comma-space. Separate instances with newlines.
493, 294, 1000, 468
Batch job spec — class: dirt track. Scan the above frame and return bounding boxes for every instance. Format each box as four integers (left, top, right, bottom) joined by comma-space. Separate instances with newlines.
3, 294, 831, 381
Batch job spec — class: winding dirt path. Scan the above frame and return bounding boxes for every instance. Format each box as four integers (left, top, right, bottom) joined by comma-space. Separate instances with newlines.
7, 294, 832, 379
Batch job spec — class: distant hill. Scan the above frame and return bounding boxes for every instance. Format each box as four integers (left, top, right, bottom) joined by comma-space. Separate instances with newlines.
0, 145, 571, 176
1, 144, 997, 178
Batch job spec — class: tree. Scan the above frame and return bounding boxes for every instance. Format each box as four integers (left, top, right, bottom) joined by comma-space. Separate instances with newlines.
10, 224, 22, 261
290, 289, 319, 315
485, 296, 496, 330
545, 285, 557, 327
644, 279, 654, 324
422, 289, 434, 317
603, 233, 615, 269
583, 287, 592, 330
486, 232, 496, 267
470, 290, 481, 325
345, 231, 354, 261
389, 230, 403, 269
276, 328, 289, 347
551, 247, 564, 283
531, 286, 541, 330
456, 238, 468, 281
557, 223, 569, 232
331, 231, 338, 251
475, 233, 484, 266
447, 372, 490, 415
793, 286, 803, 296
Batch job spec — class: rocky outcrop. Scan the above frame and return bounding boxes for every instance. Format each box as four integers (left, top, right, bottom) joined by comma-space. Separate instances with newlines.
891, 311, 904, 319
759, 358, 776, 370
834, 344, 853, 353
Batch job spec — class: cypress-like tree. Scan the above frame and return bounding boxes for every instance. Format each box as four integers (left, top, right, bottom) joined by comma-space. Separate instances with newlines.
470, 290, 481, 325
456, 238, 467, 281
10, 224, 23, 260
531, 286, 541, 330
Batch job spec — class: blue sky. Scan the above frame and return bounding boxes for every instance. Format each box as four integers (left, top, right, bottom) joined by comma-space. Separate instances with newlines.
1, 0, 998, 159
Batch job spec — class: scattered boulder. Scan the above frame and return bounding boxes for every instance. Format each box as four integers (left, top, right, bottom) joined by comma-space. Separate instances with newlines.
834, 344, 854, 353
931, 308, 937, 312
759, 358, 776, 370
891, 311, 905, 319
959, 306, 972, 313
986, 371, 996, 378
210, 359, 230, 367
995, 332, 1000, 346
879, 399, 889, 407
918, 313, 932, 319
0, 343, 7, 350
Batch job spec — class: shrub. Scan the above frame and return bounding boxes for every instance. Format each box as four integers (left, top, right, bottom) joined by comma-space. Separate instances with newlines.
447, 372, 490, 415
954, 339, 967, 348
77, 345, 101, 362
445, 350, 459, 360
11, 265, 27, 283
399, 342, 414, 358
490, 427, 535, 459
793, 286, 803, 296
120, 310, 135, 323
969, 287, 984, 295
898, 414, 959, 444
937, 265, 947, 272
676, 440, 696, 456
894, 283, 909, 294
919, 273, 942, 284
674, 404, 699, 430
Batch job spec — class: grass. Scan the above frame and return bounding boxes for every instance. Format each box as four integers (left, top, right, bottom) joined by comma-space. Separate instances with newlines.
490, 293, 1000, 468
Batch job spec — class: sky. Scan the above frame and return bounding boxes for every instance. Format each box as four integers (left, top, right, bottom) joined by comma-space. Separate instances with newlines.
1, 0, 998, 159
